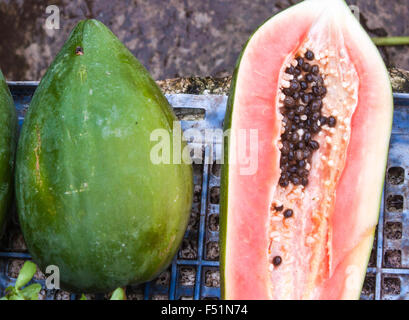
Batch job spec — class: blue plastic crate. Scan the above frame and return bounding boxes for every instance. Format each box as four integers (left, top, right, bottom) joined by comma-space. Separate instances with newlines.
0, 82, 409, 300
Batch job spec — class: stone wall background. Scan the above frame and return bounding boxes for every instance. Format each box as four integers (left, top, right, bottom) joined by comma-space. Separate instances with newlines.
0, 0, 407, 81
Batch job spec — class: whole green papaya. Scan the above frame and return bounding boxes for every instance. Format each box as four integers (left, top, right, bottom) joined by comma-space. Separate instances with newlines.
16, 20, 193, 293
0, 70, 17, 238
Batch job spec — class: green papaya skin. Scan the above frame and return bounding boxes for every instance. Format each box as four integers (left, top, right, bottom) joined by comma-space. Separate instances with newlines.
16, 20, 193, 293
0, 70, 18, 238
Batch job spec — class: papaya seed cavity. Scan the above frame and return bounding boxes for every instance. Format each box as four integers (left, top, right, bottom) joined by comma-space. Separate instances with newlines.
278, 49, 338, 189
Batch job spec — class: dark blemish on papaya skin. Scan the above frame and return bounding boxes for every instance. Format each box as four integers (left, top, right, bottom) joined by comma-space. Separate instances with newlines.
75, 46, 84, 56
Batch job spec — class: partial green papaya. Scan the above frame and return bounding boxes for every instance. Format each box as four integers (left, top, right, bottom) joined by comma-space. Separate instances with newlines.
16, 20, 193, 293
0, 70, 17, 238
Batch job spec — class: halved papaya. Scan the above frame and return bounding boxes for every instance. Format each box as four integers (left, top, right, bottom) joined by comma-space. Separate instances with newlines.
220, 0, 393, 300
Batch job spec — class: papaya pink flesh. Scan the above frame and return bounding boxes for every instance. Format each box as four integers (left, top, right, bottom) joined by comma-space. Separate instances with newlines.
223, 0, 392, 300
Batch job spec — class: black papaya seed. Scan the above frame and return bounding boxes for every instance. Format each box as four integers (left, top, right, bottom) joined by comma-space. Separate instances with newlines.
305, 50, 314, 60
